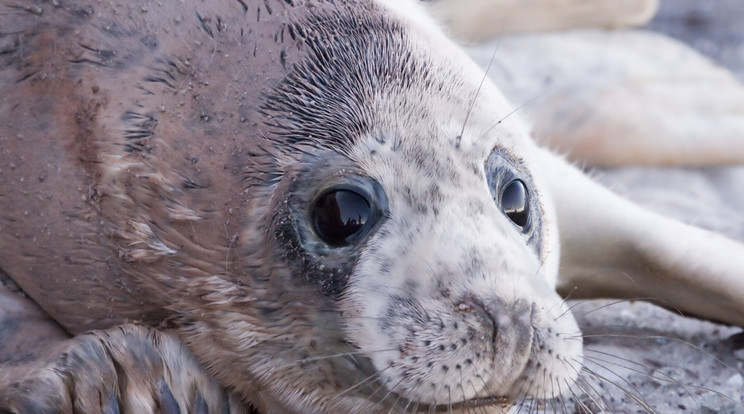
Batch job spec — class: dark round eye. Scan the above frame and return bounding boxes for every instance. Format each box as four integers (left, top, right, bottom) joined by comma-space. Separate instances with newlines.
500, 179, 530, 229
312, 189, 371, 247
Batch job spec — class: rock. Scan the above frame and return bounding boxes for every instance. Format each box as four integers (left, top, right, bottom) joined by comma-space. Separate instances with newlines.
727, 374, 744, 388
699, 393, 744, 414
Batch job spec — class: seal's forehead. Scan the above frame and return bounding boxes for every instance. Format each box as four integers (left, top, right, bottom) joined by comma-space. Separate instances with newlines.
261, 0, 533, 164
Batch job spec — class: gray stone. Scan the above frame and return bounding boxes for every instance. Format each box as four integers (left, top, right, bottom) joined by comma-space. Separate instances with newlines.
699, 393, 744, 414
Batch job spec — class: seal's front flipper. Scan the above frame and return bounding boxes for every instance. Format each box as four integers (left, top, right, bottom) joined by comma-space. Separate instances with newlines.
0, 323, 249, 414
536, 148, 744, 326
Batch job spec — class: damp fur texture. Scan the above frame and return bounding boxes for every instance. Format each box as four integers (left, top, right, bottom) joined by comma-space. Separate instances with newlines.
0, 0, 582, 412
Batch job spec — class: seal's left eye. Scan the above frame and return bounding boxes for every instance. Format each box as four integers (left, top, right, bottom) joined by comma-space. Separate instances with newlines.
500, 179, 530, 229
312, 189, 371, 247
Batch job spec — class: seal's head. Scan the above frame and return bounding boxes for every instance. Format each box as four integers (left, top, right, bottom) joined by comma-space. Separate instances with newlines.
173, 1, 582, 411
0, 0, 582, 412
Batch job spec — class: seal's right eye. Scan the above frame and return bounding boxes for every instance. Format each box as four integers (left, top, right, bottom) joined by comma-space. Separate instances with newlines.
312, 189, 371, 247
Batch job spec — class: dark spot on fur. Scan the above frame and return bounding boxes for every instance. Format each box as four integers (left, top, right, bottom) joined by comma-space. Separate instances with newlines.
70, 43, 117, 67
236, 0, 249, 13
196, 12, 214, 38
262, 0, 273, 15
122, 111, 158, 153
7, 4, 42, 15
16, 70, 38, 83
279, 49, 287, 70
71, 4, 95, 18
140, 34, 158, 50
183, 178, 208, 190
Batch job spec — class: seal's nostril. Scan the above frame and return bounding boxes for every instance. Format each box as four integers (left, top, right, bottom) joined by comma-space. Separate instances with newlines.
457, 297, 536, 352
458, 297, 499, 343
529, 302, 537, 326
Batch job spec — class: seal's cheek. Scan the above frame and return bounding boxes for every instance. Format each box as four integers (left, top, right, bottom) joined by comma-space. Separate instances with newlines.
512, 300, 584, 400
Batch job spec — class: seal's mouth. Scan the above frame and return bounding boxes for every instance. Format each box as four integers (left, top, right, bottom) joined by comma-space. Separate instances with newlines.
339, 353, 513, 412
419, 395, 513, 412
387, 394, 512, 413
370, 393, 514, 413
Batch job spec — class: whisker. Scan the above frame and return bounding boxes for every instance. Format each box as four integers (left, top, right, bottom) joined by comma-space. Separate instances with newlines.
556, 298, 610, 320
477, 90, 551, 142
570, 378, 602, 413
329, 364, 393, 404
384, 382, 409, 414
580, 333, 731, 369
299, 347, 396, 363
556, 357, 608, 412
513, 372, 537, 414
564, 385, 582, 413
368, 374, 408, 414
456, 34, 502, 149
580, 363, 658, 413
583, 350, 737, 407
575, 297, 663, 317
582, 354, 656, 409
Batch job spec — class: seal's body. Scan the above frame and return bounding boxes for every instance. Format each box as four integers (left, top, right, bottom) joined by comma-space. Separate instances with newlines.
2, 0, 744, 413
0, 0, 580, 412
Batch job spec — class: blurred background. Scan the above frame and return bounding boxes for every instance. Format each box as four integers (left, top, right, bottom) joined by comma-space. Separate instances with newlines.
649, 0, 744, 81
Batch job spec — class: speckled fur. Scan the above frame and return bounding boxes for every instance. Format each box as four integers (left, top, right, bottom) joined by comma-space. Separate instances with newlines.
0, 0, 581, 412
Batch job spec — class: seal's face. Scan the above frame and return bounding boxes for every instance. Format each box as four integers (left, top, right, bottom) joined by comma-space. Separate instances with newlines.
206, 1, 583, 411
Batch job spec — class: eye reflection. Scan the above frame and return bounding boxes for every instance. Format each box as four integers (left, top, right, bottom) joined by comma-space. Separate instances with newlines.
312, 189, 371, 247
501, 179, 529, 229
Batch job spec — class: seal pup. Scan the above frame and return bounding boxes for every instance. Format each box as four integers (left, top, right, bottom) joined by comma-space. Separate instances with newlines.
0, 0, 581, 411
0, 0, 743, 413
